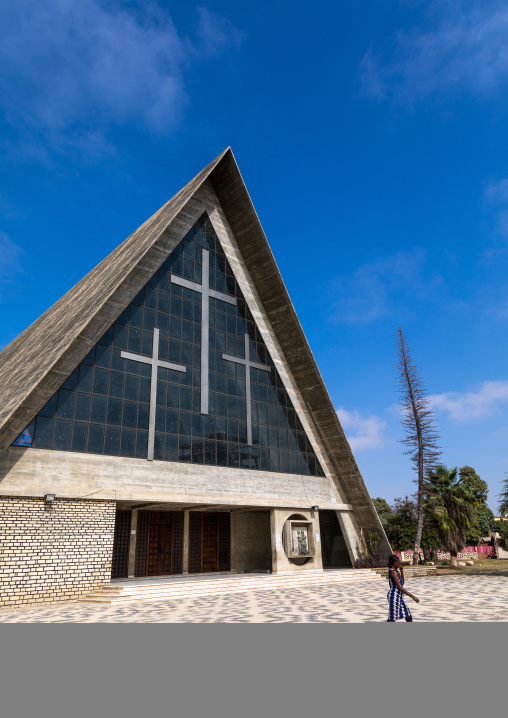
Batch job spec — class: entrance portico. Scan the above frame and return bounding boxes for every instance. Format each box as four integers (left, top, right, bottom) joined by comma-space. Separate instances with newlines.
111, 500, 360, 581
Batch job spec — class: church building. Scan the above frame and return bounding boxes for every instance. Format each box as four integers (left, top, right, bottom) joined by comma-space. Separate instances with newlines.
0, 149, 389, 609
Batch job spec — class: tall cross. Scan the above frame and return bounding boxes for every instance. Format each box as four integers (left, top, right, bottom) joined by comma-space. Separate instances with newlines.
121, 328, 186, 461
171, 248, 237, 414
222, 333, 271, 446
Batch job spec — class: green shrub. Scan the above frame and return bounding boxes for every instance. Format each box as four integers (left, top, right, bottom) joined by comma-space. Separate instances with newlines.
440, 559, 450, 565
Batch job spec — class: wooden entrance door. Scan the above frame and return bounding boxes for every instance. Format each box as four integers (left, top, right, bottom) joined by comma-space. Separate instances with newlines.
147, 512, 173, 576
202, 513, 219, 572
135, 511, 183, 577
189, 512, 231, 573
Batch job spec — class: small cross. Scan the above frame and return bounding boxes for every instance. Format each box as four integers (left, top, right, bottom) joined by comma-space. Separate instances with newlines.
121, 328, 186, 460
171, 248, 237, 415
222, 333, 271, 445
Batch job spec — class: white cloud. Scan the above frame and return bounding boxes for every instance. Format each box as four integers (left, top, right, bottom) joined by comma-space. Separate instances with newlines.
429, 380, 508, 421
0, 233, 23, 299
196, 6, 244, 57
0, 1, 242, 153
327, 248, 444, 324
484, 179, 508, 206
336, 407, 387, 451
360, 1, 508, 103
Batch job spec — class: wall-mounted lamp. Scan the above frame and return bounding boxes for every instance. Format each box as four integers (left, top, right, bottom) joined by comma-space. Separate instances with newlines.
44, 494, 56, 503
311, 505, 319, 511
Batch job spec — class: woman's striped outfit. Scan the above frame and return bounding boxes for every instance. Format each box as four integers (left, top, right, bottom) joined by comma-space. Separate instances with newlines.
387, 568, 412, 621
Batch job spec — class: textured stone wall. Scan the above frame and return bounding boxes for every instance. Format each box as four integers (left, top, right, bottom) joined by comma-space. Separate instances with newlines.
233, 511, 272, 572
0, 497, 115, 609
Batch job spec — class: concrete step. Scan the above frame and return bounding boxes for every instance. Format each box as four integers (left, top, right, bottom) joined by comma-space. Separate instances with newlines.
372, 566, 437, 578
78, 570, 382, 605
110, 575, 378, 595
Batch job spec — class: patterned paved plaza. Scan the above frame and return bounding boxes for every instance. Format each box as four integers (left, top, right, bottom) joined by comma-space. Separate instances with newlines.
1, 574, 507, 622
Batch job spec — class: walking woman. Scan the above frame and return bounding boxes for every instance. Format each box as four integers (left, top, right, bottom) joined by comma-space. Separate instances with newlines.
387, 554, 419, 622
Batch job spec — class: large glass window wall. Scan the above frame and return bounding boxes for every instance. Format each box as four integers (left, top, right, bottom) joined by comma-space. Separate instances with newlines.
13, 214, 324, 477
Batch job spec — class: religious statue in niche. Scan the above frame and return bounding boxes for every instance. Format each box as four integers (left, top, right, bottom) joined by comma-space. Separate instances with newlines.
292, 528, 309, 555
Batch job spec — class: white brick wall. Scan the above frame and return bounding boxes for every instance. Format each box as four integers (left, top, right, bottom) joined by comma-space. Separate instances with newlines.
0, 496, 115, 609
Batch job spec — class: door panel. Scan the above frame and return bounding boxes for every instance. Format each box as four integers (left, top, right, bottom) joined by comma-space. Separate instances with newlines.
146, 511, 179, 577
202, 513, 218, 572
188, 512, 202, 574
140, 510, 230, 576
218, 512, 231, 571
188, 512, 230, 573
135, 511, 149, 577
111, 510, 131, 578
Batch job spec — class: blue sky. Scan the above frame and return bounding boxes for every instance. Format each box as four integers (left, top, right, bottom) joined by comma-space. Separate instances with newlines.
1, 0, 508, 511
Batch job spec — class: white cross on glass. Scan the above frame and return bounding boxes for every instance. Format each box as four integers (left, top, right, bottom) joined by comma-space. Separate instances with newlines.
171, 248, 237, 414
121, 328, 186, 461
222, 333, 271, 446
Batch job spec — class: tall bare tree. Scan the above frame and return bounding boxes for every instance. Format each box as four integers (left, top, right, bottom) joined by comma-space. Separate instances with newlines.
396, 327, 442, 565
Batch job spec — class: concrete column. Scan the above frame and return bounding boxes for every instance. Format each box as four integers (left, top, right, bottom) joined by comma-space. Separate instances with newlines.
310, 509, 323, 571
335, 510, 362, 564
270, 508, 283, 574
182, 510, 190, 574
127, 509, 138, 578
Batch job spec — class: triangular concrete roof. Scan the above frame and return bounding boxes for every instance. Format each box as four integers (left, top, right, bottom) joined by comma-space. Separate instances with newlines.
0, 148, 388, 546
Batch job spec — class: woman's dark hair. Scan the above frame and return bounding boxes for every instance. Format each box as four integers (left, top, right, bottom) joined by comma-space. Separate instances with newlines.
388, 554, 399, 568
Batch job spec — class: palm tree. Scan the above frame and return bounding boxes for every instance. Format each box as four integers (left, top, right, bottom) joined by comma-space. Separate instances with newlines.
497, 473, 508, 516
424, 466, 475, 568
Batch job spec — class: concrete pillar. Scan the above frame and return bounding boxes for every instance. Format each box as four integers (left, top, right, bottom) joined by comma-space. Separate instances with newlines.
335, 510, 362, 564
127, 509, 138, 578
182, 510, 190, 574
311, 509, 323, 570
270, 508, 283, 574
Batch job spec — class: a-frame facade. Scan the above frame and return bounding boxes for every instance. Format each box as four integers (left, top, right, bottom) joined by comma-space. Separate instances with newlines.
0, 149, 390, 608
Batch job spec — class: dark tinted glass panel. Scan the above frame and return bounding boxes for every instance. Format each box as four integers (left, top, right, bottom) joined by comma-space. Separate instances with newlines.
39, 394, 57, 418
78, 365, 93, 392
88, 424, 105, 454
72, 422, 88, 452
95, 345, 111, 368
120, 429, 136, 457
33, 417, 54, 449
165, 434, 178, 461
137, 432, 149, 459
90, 396, 107, 424
109, 371, 124, 398
53, 420, 72, 450
13, 213, 324, 477
107, 398, 122, 426
104, 426, 121, 455
123, 402, 137, 428
75, 393, 91, 422
62, 369, 78, 391
93, 368, 109, 395
153, 433, 163, 460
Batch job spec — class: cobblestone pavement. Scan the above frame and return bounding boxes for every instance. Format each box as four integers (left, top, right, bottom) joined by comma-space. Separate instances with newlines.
1, 575, 507, 623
